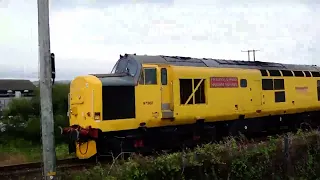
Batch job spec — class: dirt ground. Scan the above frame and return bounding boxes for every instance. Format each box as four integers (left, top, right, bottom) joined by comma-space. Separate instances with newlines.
0, 153, 28, 166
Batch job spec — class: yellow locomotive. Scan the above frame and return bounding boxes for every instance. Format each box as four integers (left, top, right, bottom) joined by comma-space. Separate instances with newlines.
62, 54, 320, 159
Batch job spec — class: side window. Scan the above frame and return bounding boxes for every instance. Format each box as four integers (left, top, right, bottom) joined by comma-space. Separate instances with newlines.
273, 79, 286, 103
312, 72, 320, 77
161, 68, 167, 85
240, 79, 247, 88
293, 71, 304, 77
275, 91, 286, 103
304, 71, 311, 77
281, 70, 293, 77
274, 79, 284, 90
262, 79, 273, 90
144, 68, 157, 85
179, 79, 206, 105
180, 79, 193, 104
260, 70, 268, 76
268, 70, 281, 76
194, 79, 206, 104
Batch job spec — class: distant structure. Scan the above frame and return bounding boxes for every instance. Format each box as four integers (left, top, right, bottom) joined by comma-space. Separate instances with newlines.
0, 79, 36, 114
241, 49, 260, 61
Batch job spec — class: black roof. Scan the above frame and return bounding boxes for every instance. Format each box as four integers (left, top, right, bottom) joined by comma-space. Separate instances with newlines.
129, 54, 320, 72
0, 79, 36, 91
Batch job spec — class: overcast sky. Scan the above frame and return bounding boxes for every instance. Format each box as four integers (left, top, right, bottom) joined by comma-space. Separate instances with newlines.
0, 0, 318, 80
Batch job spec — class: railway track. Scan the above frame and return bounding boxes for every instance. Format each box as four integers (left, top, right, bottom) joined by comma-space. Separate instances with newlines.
0, 157, 97, 177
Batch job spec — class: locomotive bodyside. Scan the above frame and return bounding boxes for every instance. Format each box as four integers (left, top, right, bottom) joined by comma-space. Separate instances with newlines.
171, 66, 320, 122
62, 54, 320, 159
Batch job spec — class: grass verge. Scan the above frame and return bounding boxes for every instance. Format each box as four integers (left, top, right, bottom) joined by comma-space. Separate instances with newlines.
0, 139, 72, 166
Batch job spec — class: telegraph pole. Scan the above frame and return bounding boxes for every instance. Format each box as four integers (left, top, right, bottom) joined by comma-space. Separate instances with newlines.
241, 49, 260, 61
37, 0, 56, 179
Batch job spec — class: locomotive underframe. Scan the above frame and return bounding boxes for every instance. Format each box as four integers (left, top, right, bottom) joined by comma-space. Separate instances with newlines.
63, 110, 320, 158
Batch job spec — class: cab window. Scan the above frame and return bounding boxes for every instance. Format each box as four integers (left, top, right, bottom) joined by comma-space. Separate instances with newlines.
144, 68, 157, 85
126, 59, 138, 76
114, 59, 127, 74
111, 58, 138, 77
161, 68, 167, 85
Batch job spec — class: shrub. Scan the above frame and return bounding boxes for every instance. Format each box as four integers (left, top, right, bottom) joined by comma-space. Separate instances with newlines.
28, 83, 69, 117
0, 83, 70, 144
2, 98, 34, 121
60, 131, 320, 180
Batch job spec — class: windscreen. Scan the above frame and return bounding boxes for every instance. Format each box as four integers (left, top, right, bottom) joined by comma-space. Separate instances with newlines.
111, 58, 139, 77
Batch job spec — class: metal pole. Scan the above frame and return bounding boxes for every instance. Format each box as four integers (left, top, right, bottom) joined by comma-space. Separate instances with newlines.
252, 49, 260, 62
37, 0, 56, 179
241, 49, 260, 61
253, 50, 255, 61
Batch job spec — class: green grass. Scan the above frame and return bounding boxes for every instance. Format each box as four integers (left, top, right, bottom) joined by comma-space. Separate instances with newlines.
0, 139, 73, 166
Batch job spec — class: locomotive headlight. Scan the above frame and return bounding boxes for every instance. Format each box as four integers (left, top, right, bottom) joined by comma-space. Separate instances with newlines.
94, 112, 101, 121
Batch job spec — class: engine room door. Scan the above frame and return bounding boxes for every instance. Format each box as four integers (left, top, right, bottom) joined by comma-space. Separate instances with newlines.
251, 79, 262, 107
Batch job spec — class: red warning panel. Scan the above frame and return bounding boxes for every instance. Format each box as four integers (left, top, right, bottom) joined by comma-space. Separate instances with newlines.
210, 77, 239, 88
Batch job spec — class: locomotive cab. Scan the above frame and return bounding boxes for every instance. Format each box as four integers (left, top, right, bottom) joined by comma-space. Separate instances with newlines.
63, 54, 174, 158
101, 54, 174, 123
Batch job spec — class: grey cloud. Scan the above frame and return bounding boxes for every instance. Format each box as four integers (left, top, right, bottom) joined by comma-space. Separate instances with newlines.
86, 4, 319, 50
0, 59, 116, 80
1, 1, 320, 80
50, 2, 320, 67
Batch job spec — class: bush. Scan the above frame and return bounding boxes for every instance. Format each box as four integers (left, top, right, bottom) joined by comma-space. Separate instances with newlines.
27, 83, 69, 117
3, 98, 35, 121
60, 131, 320, 180
0, 83, 70, 144
30, 83, 69, 116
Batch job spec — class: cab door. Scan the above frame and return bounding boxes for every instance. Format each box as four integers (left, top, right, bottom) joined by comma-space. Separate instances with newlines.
159, 66, 174, 119
135, 65, 162, 124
